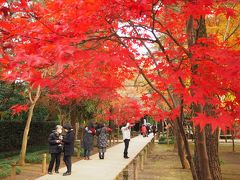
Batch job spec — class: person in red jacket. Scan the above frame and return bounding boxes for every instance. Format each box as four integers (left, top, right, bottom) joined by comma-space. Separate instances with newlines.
141, 125, 147, 137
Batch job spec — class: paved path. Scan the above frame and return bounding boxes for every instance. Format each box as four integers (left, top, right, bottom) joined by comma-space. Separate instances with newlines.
38, 134, 153, 180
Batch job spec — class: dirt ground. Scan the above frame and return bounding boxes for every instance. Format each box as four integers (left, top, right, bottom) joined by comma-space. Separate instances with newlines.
219, 143, 240, 180
118, 142, 240, 180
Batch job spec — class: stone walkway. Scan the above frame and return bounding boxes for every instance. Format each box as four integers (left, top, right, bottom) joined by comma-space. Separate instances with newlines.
37, 134, 153, 180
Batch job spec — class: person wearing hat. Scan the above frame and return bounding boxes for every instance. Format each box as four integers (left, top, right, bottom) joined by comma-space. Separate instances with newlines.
62, 123, 75, 176
47, 125, 63, 175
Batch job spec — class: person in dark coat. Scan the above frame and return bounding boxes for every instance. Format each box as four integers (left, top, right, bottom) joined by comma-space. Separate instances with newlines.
62, 123, 75, 176
82, 122, 96, 160
48, 125, 63, 175
96, 123, 112, 159
152, 124, 157, 136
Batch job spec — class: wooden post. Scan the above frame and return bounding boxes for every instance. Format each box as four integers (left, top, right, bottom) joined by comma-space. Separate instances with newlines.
114, 175, 119, 180
133, 159, 138, 180
123, 168, 129, 180
151, 138, 155, 145
77, 147, 80, 158
42, 153, 47, 174
150, 140, 154, 151
75, 122, 79, 140
11, 162, 16, 180
144, 147, 148, 160
140, 152, 144, 171
109, 136, 112, 146
147, 144, 150, 153
117, 126, 120, 143
166, 127, 169, 145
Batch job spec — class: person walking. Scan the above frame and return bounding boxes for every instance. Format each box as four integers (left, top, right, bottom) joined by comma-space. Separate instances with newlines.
141, 124, 147, 137
152, 124, 157, 136
47, 125, 63, 175
62, 123, 75, 176
96, 123, 112, 159
82, 122, 96, 160
121, 122, 133, 159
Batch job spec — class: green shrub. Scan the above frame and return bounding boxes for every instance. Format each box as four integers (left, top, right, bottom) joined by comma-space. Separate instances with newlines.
73, 147, 84, 157
0, 163, 21, 179
0, 145, 48, 161
25, 151, 50, 164
0, 121, 57, 152
0, 151, 19, 160
32, 105, 50, 122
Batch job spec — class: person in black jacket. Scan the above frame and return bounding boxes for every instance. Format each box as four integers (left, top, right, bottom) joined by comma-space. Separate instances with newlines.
62, 123, 75, 176
48, 125, 63, 175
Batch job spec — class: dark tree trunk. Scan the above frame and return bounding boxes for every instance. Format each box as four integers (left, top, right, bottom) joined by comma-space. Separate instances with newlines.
195, 126, 212, 180
205, 125, 222, 180
177, 100, 198, 180
70, 102, 77, 136
174, 121, 190, 169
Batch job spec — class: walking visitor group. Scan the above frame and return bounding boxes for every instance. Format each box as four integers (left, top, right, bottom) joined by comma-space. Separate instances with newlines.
47, 120, 156, 176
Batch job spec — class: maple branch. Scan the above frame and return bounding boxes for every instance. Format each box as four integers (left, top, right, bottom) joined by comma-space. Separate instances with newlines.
105, 17, 174, 110
150, 12, 188, 73
117, 36, 156, 42
154, 19, 191, 57
150, 4, 186, 98
138, 68, 173, 110
223, 16, 231, 41
134, 73, 140, 89
129, 20, 176, 108
178, 76, 186, 88
77, 33, 117, 45
114, 33, 173, 110
28, 13, 68, 38
167, 88, 176, 108
150, 5, 176, 67
224, 22, 240, 42
128, 21, 162, 78
28, 89, 34, 104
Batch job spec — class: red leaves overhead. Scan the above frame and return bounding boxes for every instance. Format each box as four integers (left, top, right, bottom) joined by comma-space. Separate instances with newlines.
0, 0, 240, 131
107, 97, 143, 125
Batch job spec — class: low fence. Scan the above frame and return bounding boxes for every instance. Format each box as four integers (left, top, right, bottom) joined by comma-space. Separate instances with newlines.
114, 137, 155, 180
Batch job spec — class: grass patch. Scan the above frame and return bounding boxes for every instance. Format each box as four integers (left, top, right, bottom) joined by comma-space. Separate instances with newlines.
158, 136, 174, 144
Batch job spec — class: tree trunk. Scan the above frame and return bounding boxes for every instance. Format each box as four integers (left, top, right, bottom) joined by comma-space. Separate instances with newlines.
177, 100, 198, 180
205, 125, 222, 180
232, 133, 235, 152
174, 121, 190, 169
70, 102, 77, 136
18, 85, 41, 166
173, 122, 178, 151
195, 126, 212, 180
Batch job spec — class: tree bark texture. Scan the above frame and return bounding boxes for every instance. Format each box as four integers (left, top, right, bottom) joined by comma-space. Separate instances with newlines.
19, 85, 41, 166
205, 125, 222, 180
